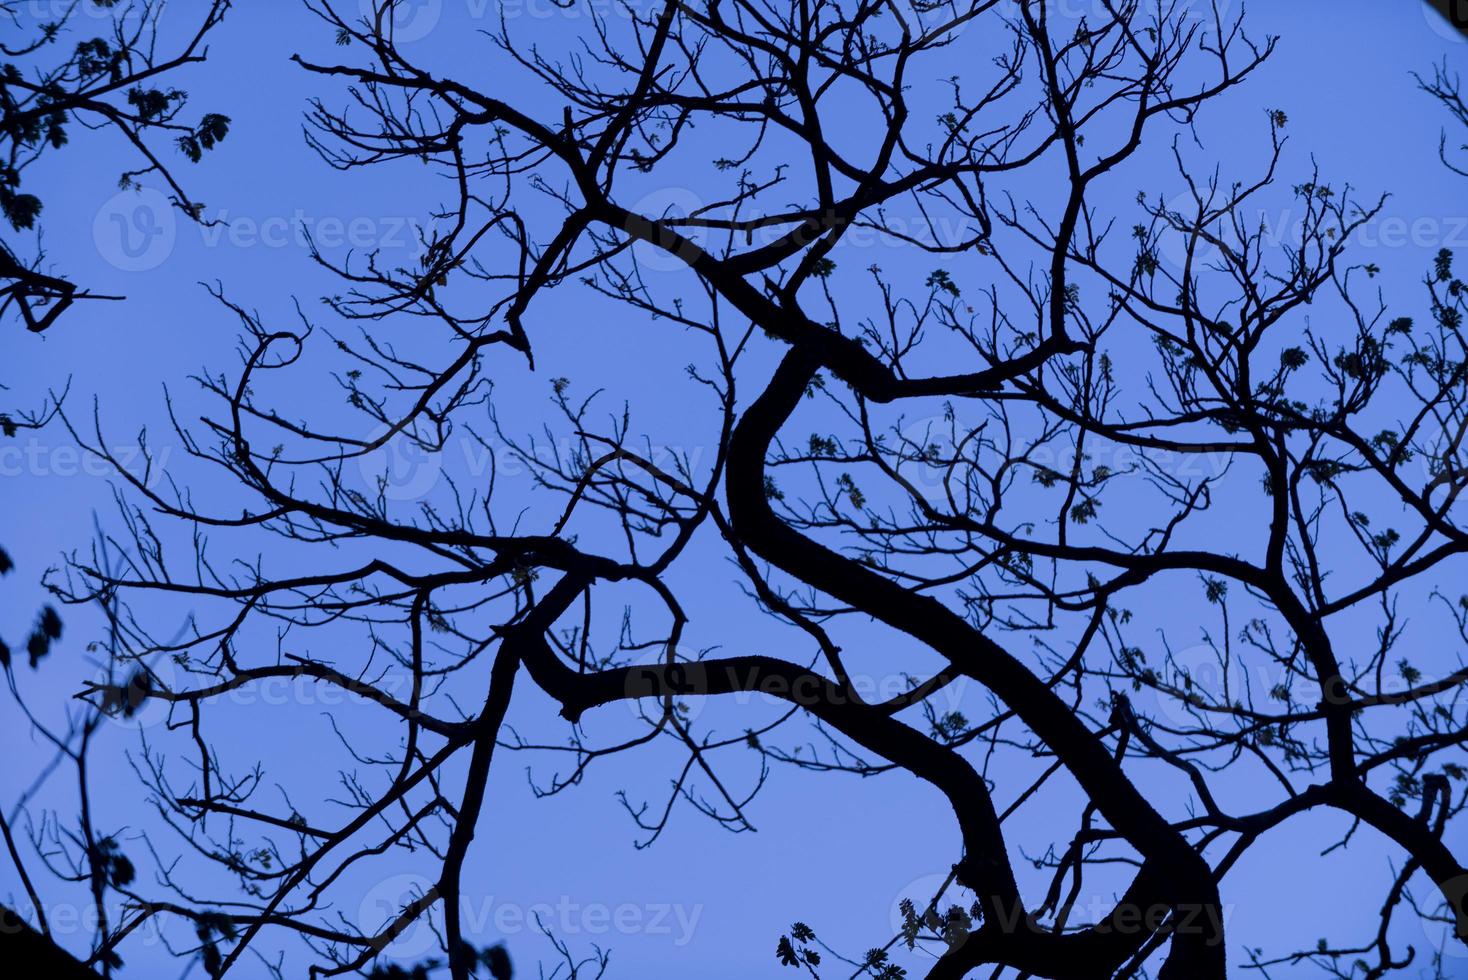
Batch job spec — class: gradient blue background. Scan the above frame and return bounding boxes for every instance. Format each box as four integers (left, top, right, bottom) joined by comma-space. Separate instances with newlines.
3, 1, 1468, 977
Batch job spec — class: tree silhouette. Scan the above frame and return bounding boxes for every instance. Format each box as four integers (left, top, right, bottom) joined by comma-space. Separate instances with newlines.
0, 0, 231, 335
5, 1, 1468, 978
0, 3, 233, 972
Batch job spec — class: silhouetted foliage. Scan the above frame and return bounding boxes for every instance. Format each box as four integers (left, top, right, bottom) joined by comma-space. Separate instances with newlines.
0, 0, 231, 333
3, 2, 1468, 979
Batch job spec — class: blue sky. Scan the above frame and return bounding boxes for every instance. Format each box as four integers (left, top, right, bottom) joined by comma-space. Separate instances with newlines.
4, 1, 1468, 977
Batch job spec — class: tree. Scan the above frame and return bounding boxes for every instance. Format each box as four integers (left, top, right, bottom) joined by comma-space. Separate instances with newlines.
7, 1, 1468, 978
0, 2, 233, 973
0, 0, 231, 335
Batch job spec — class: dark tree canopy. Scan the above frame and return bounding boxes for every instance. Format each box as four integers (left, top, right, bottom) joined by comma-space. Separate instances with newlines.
0, 0, 230, 338
3, 2, 1468, 979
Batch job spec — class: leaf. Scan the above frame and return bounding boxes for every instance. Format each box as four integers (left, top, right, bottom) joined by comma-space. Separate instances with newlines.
102, 668, 153, 718
127, 86, 183, 122
196, 113, 231, 151
93, 837, 134, 887
481, 943, 513, 980
26, 629, 49, 668
0, 189, 42, 230
177, 134, 202, 163
1279, 347, 1308, 369
925, 268, 960, 297
39, 604, 61, 640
